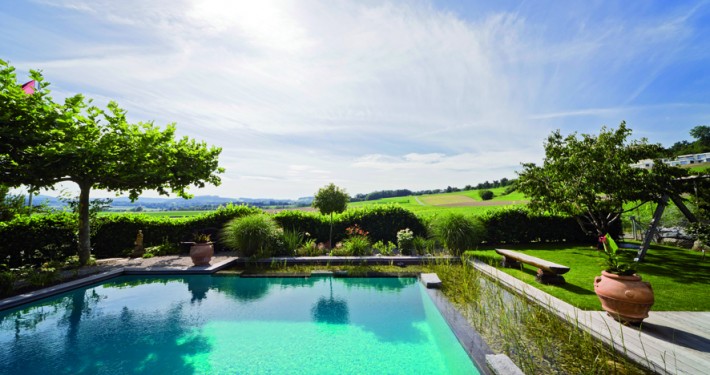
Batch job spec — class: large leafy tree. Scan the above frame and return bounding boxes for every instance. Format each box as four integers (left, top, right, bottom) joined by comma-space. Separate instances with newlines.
517, 122, 685, 237
312, 183, 349, 247
1, 60, 224, 264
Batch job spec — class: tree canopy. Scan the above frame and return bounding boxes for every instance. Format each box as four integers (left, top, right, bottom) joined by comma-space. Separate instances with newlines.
312, 183, 349, 247
667, 125, 710, 156
0, 60, 224, 264
517, 122, 685, 237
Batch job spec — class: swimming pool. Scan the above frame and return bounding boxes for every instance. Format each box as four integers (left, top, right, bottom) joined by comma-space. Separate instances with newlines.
0, 275, 479, 374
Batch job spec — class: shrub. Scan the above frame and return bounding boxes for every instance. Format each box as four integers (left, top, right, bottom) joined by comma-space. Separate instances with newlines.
64, 255, 97, 269
26, 262, 61, 287
412, 236, 438, 255
479, 190, 494, 200
434, 214, 485, 256
221, 214, 283, 258
397, 228, 415, 255
143, 238, 182, 257
339, 235, 371, 256
296, 239, 323, 256
282, 229, 304, 255
372, 240, 395, 255
0, 269, 15, 297
0, 212, 77, 267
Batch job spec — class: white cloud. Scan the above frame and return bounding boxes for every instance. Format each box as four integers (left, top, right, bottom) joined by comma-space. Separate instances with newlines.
3, 0, 707, 198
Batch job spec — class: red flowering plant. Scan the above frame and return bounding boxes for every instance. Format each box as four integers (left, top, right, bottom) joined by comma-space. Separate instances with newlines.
599, 234, 635, 276
345, 224, 369, 238
337, 224, 371, 256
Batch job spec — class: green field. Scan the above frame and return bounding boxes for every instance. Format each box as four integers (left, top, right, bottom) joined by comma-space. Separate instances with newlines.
98, 188, 528, 219
349, 188, 527, 218
100, 210, 209, 218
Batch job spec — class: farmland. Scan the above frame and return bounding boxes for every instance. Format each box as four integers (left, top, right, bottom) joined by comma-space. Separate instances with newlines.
98, 187, 528, 219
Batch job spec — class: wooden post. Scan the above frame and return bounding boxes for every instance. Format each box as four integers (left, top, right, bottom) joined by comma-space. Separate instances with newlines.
635, 195, 669, 262
668, 194, 698, 223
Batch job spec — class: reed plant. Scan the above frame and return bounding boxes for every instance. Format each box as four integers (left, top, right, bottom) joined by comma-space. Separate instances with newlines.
430, 261, 646, 374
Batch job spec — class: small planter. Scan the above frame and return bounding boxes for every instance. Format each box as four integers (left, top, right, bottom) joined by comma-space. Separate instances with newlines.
190, 242, 214, 266
594, 271, 654, 324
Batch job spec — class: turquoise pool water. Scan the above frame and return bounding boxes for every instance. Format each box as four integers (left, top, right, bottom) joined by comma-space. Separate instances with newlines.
0, 275, 478, 374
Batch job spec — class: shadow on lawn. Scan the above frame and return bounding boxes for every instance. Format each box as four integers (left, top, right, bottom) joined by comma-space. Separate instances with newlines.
518, 264, 595, 295
636, 248, 710, 285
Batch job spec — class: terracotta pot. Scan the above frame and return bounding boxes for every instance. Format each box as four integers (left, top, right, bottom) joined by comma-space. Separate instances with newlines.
190, 242, 214, 266
594, 271, 654, 324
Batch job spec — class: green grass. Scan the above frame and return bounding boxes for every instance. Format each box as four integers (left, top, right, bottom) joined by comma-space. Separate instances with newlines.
349, 189, 528, 218
466, 243, 710, 311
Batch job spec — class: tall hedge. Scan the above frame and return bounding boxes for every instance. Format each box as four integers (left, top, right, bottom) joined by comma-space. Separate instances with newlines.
273, 210, 330, 242
0, 212, 77, 267
338, 205, 427, 244
92, 204, 261, 257
480, 208, 622, 244
274, 205, 427, 245
1, 204, 624, 267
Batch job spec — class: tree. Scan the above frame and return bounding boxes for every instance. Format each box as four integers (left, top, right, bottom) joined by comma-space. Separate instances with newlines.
690, 125, 710, 149
517, 122, 685, 237
479, 189, 494, 201
0, 185, 26, 221
312, 183, 349, 247
1, 60, 224, 264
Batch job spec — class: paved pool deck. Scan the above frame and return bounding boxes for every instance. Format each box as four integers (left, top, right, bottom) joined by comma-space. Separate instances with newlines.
471, 259, 710, 375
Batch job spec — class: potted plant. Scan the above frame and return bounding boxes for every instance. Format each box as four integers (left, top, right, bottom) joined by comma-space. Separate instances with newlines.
593, 234, 654, 324
190, 232, 214, 266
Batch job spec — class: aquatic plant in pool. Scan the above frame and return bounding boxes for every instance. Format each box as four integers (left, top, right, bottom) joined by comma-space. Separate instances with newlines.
0, 275, 479, 374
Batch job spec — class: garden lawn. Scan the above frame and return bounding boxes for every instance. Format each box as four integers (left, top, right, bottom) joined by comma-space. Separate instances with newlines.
466, 243, 710, 311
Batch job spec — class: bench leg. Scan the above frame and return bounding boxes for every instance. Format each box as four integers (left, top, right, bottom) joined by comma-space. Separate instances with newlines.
536, 269, 565, 285
500, 257, 521, 269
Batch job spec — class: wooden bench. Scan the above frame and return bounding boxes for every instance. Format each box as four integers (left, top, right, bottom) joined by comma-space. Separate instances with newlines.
495, 249, 570, 285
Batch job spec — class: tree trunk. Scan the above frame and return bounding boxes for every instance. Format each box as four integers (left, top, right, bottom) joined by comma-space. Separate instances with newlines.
329, 212, 334, 249
77, 182, 92, 265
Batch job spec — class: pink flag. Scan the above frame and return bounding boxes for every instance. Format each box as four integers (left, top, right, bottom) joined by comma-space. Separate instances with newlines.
21, 80, 36, 94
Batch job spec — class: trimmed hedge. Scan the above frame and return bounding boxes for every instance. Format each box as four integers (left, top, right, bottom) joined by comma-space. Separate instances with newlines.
274, 205, 427, 245
0, 212, 77, 267
273, 210, 330, 243
338, 205, 427, 244
480, 208, 622, 244
0, 204, 623, 266
92, 204, 261, 257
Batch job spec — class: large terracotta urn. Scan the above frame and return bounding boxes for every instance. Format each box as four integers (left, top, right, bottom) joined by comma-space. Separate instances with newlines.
190, 242, 214, 266
594, 271, 654, 324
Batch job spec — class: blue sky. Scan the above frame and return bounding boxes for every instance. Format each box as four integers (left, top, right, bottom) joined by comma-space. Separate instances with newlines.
2, 0, 709, 199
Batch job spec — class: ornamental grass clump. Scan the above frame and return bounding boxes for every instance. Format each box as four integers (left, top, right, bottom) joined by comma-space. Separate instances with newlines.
434, 214, 484, 256
221, 214, 282, 258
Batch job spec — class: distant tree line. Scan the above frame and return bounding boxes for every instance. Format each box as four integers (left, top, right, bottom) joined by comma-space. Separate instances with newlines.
665, 125, 710, 156
350, 178, 516, 202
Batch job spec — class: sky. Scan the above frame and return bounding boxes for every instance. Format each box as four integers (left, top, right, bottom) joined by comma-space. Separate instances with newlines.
2, 0, 710, 199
